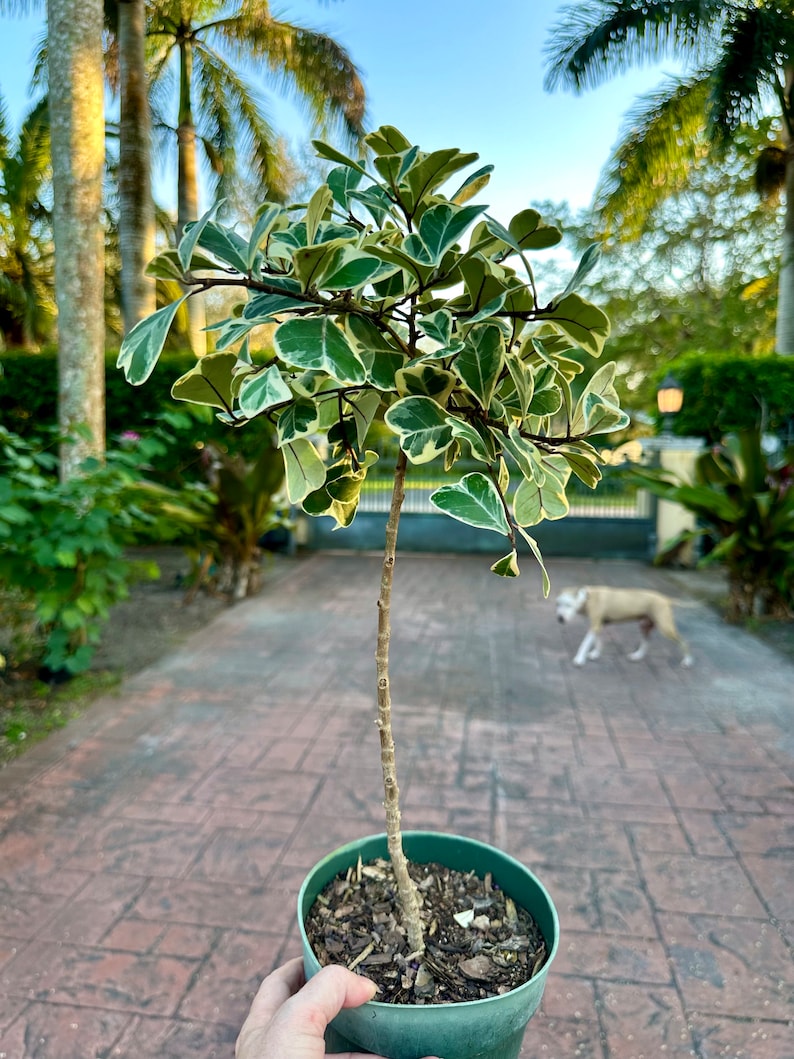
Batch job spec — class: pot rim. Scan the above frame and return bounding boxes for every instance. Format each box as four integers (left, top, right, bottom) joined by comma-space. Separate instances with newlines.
298, 829, 559, 1012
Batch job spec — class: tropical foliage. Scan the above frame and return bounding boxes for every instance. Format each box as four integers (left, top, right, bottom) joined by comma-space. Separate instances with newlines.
631, 430, 794, 620
117, 126, 628, 952
0, 427, 159, 675
142, 0, 366, 226
0, 96, 54, 349
526, 123, 780, 429
544, 0, 794, 353
660, 354, 794, 441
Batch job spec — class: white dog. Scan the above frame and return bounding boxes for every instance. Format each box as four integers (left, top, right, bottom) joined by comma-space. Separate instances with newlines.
555, 585, 693, 668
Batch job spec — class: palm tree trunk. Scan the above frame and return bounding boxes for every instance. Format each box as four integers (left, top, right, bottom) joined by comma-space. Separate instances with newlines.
177, 36, 206, 356
47, 0, 106, 477
376, 449, 424, 954
118, 0, 156, 334
775, 140, 794, 354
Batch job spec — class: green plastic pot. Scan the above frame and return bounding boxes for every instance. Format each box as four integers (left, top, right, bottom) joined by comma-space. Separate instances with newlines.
298, 831, 559, 1059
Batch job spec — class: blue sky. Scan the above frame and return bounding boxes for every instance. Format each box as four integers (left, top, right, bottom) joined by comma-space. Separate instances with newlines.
0, 0, 675, 221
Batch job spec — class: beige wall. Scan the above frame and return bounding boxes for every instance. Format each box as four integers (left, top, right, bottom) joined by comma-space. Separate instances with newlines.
654, 440, 704, 565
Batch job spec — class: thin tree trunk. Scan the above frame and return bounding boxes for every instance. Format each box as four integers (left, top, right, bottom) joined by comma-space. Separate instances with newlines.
177, 37, 206, 355
118, 0, 156, 334
47, 0, 106, 477
376, 449, 424, 955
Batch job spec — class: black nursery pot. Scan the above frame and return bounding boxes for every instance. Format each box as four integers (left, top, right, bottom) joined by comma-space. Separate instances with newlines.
298, 831, 559, 1059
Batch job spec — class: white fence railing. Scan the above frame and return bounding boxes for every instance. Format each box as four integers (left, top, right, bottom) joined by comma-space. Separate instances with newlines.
358, 473, 652, 520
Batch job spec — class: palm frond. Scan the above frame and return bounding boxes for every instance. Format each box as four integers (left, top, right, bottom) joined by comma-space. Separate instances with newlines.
210, 7, 367, 146
27, 26, 48, 92
16, 97, 50, 184
595, 72, 712, 239
194, 43, 289, 202
544, 0, 727, 92
0, 91, 10, 160
708, 5, 794, 142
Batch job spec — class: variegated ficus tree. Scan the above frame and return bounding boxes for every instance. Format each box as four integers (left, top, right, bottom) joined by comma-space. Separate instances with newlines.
118, 125, 627, 954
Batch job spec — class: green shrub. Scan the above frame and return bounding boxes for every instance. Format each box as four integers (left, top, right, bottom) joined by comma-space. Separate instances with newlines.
664, 353, 794, 441
631, 428, 794, 619
0, 349, 279, 481
0, 428, 161, 675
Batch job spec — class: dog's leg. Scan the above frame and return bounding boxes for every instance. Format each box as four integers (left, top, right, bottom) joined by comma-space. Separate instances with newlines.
628, 617, 653, 661
573, 629, 598, 666
657, 609, 694, 667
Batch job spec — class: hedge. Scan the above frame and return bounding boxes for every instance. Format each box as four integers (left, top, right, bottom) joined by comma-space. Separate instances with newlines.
0, 348, 198, 438
665, 353, 794, 441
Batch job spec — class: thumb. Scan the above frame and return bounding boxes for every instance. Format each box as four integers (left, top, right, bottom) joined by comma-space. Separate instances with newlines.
266, 964, 377, 1056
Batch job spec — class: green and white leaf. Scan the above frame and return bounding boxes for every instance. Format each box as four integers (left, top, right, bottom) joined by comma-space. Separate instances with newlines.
277, 398, 321, 444
242, 291, 315, 322
384, 396, 455, 464
545, 292, 610, 357
346, 391, 382, 448
500, 426, 546, 485
238, 364, 293, 418
505, 355, 535, 419
450, 164, 493, 205
344, 314, 406, 389
302, 453, 377, 529
571, 362, 623, 434
513, 457, 571, 526
561, 447, 603, 488
275, 317, 367, 385
491, 550, 520, 578
310, 139, 368, 175
117, 295, 189, 385
304, 185, 333, 245
508, 209, 562, 251
453, 323, 504, 407
171, 351, 238, 409
316, 245, 390, 291
179, 200, 223, 273
247, 204, 284, 271
194, 221, 249, 274
448, 415, 497, 463
146, 248, 220, 281
282, 438, 327, 504
516, 526, 551, 597
526, 363, 563, 417
418, 202, 486, 265
559, 243, 601, 299
430, 472, 510, 535
395, 363, 456, 404
327, 164, 364, 209
420, 308, 453, 347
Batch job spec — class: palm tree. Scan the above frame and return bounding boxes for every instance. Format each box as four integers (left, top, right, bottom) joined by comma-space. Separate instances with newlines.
544, 0, 794, 355
117, 0, 157, 333
144, 0, 367, 352
0, 96, 56, 349
47, 0, 106, 474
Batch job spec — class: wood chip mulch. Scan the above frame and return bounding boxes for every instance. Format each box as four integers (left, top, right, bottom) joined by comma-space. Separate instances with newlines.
304, 856, 548, 1005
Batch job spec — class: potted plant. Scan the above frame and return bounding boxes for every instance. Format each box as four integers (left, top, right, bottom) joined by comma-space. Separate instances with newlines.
118, 125, 627, 1059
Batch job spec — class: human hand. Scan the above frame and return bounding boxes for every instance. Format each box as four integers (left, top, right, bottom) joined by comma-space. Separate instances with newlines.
236, 955, 431, 1059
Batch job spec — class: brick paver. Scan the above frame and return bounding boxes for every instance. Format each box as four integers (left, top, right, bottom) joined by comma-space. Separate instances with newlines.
0, 553, 792, 1059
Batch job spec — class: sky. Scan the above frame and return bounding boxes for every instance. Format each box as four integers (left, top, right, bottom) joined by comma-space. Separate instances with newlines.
0, 0, 677, 222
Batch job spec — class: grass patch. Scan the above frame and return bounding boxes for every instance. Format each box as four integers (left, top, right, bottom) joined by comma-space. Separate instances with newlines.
0, 670, 121, 767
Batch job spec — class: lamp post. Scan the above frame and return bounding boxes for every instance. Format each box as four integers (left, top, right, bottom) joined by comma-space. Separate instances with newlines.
657, 372, 684, 436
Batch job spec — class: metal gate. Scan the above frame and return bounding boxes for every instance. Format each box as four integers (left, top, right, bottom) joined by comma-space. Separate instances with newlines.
301, 460, 657, 562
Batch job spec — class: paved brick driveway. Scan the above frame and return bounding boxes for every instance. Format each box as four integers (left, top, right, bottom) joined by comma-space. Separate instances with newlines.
0, 553, 792, 1058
